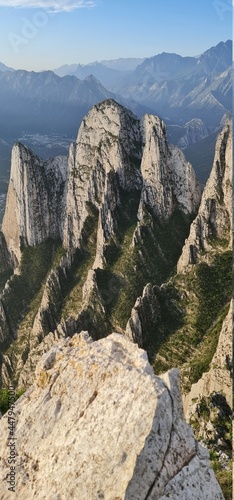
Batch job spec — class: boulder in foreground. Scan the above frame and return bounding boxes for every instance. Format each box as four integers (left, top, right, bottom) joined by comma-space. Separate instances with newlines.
0, 332, 224, 499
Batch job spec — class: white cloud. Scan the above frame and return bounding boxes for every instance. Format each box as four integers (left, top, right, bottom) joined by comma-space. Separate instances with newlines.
0, 0, 96, 12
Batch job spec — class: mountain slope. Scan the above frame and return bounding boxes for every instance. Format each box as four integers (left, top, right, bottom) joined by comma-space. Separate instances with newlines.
0, 102, 231, 497
109, 40, 232, 128
0, 62, 15, 72
0, 71, 150, 139
0, 99, 201, 388
53, 57, 145, 86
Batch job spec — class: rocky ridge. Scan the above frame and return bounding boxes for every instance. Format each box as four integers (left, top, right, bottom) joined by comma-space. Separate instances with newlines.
0, 99, 202, 388
126, 119, 232, 353
0, 100, 231, 497
177, 119, 232, 272
0, 332, 224, 499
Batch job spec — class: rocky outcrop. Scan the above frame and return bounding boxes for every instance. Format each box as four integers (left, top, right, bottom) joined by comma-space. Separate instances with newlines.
1, 100, 201, 271
62, 99, 142, 261
0, 332, 224, 499
138, 114, 201, 221
178, 118, 209, 149
177, 119, 232, 272
0, 99, 202, 387
126, 283, 160, 347
2, 144, 67, 266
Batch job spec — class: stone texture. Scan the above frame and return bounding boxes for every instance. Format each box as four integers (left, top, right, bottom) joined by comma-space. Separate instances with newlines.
62, 99, 142, 260
126, 283, 160, 347
2, 143, 67, 266
177, 119, 232, 273
0, 332, 224, 499
138, 114, 201, 221
178, 118, 208, 149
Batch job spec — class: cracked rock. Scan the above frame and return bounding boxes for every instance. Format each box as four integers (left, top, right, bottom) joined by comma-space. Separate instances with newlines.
0, 332, 224, 499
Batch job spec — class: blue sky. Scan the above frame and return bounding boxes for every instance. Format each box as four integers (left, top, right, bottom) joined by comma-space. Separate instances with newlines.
0, 0, 232, 71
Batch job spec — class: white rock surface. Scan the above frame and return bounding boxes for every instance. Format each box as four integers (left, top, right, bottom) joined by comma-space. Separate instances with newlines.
177, 119, 232, 273
62, 99, 142, 255
178, 118, 208, 149
1, 100, 201, 271
2, 144, 67, 265
138, 114, 201, 220
0, 332, 224, 499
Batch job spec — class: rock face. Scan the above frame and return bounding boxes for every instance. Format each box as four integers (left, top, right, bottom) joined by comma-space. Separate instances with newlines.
1, 100, 201, 271
2, 144, 67, 266
126, 283, 161, 347
0, 332, 224, 500
0, 99, 202, 388
63, 100, 200, 265
138, 114, 201, 220
178, 118, 209, 149
177, 119, 232, 272
62, 99, 143, 260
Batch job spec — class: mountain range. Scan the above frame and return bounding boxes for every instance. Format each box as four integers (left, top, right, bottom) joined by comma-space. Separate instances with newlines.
109, 40, 232, 128
0, 99, 232, 496
0, 40, 231, 136
0, 39, 231, 202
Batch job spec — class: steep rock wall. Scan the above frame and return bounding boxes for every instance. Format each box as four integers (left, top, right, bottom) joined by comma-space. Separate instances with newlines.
177, 119, 232, 273
2, 144, 67, 265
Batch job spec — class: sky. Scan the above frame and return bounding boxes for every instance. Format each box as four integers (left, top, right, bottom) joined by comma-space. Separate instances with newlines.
0, 0, 232, 71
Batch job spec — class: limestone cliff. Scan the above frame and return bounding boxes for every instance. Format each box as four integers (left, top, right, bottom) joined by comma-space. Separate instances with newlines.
62, 99, 142, 264
177, 119, 232, 273
0, 333, 224, 499
2, 143, 67, 266
0, 99, 202, 387
63, 100, 200, 267
0, 100, 231, 498
138, 114, 201, 221
127, 119, 232, 359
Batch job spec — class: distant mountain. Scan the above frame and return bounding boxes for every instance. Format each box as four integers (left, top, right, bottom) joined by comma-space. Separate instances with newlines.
109, 40, 232, 128
53, 41, 232, 131
54, 62, 125, 88
0, 70, 151, 138
53, 58, 145, 87
100, 57, 145, 71
0, 62, 15, 72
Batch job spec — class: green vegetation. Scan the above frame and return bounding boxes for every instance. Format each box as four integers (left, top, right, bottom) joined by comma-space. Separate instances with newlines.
59, 202, 99, 320
1, 239, 61, 339
0, 387, 25, 415
111, 207, 192, 330
96, 189, 194, 333
195, 252, 231, 336
213, 464, 232, 500
153, 250, 232, 387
